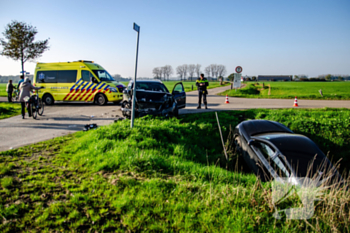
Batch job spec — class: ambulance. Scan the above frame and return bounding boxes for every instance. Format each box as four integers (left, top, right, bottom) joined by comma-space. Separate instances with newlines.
33, 60, 125, 105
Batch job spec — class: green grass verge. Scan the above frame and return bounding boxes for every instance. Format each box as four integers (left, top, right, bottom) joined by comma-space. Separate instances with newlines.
1, 108, 349, 232
0, 84, 7, 97
0, 103, 22, 120
221, 81, 350, 100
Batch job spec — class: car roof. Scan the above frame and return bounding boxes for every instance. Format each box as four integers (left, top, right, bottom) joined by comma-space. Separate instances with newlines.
129, 80, 163, 83
237, 120, 293, 140
253, 133, 325, 158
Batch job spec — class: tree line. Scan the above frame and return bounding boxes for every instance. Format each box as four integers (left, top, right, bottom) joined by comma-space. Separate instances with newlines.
153, 64, 227, 81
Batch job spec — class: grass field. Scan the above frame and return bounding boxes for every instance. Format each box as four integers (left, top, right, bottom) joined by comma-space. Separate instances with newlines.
221, 81, 350, 100
1, 108, 349, 232
0, 81, 229, 97
0, 103, 21, 119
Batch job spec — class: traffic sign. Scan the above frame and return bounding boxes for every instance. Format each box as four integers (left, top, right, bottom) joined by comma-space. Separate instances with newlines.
233, 73, 241, 88
235, 66, 243, 73
133, 23, 140, 32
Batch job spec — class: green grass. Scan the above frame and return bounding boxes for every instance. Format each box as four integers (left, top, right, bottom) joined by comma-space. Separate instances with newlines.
0, 103, 22, 119
1, 109, 349, 232
0, 84, 7, 97
221, 81, 350, 100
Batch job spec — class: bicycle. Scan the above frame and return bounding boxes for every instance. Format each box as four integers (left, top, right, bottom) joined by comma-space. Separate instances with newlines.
12, 89, 19, 102
29, 89, 44, 119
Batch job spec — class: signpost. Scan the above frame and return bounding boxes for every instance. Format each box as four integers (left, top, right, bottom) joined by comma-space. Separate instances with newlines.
131, 23, 140, 128
234, 66, 243, 91
233, 73, 241, 88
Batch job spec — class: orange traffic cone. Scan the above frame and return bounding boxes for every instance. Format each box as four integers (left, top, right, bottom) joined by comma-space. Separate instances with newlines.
225, 95, 229, 104
293, 96, 299, 107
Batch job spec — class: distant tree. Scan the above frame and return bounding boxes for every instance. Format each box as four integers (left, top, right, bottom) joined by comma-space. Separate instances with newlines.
217, 65, 227, 77
176, 65, 184, 81
210, 64, 218, 80
195, 64, 201, 78
204, 66, 211, 80
227, 73, 235, 82
182, 64, 188, 80
294, 75, 299, 81
0, 21, 49, 75
152, 67, 161, 79
251, 76, 257, 81
164, 65, 173, 81
161, 66, 167, 81
325, 74, 332, 81
188, 64, 196, 81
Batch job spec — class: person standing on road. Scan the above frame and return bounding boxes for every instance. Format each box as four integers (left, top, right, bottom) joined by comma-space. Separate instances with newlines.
6, 80, 14, 103
17, 75, 24, 90
196, 73, 209, 109
19, 77, 43, 119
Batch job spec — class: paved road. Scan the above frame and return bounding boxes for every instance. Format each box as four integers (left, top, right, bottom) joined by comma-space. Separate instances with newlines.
1, 85, 350, 151
182, 86, 350, 114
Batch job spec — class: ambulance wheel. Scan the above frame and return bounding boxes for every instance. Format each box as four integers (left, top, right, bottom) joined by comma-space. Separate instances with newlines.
95, 93, 107, 106
43, 94, 54, 105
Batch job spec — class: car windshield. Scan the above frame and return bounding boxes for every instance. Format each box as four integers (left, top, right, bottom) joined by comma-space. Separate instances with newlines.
92, 70, 115, 82
135, 82, 169, 93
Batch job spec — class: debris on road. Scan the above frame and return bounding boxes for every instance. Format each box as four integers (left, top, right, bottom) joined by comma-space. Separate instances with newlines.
83, 124, 98, 131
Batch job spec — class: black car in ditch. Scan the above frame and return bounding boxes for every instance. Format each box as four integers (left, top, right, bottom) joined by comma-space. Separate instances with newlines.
121, 80, 186, 118
234, 120, 342, 185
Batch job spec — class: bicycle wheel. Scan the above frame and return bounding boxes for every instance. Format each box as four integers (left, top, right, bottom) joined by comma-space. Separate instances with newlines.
38, 98, 44, 116
32, 103, 37, 119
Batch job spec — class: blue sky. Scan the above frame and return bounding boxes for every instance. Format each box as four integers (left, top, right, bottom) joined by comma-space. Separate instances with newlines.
0, 0, 349, 78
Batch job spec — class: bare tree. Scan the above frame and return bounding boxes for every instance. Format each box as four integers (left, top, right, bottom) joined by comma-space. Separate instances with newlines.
161, 66, 167, 81
152, 67, 161, 79
210, 64, 218, 80
176, 65, 184, 81
217, 65, 227, 78
164, 65, 173, 81
195, 64, 201, 78
182, 64, 188, 81
204, 66, 211, 80
188, 64, 196, 81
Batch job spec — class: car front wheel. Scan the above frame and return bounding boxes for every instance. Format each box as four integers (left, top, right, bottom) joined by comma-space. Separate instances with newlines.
95, 93, 107, 106
43, 94, 54, 105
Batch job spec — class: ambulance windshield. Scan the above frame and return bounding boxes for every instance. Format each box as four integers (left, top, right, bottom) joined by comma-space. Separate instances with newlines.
92, 70, 115, 82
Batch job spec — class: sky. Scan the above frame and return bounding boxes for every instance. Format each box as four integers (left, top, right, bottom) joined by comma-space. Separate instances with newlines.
0, 0, 349, 78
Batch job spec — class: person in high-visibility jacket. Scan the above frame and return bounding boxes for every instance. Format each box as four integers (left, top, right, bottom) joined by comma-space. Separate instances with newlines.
196, 74, 209, 109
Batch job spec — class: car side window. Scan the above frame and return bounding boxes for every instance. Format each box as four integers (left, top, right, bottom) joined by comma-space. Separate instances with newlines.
173, 83, 184, 93
82, 70, 93, 82
255, 142, 290, 177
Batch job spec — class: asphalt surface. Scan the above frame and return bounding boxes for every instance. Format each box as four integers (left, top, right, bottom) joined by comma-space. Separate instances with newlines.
1, 85, 350, 151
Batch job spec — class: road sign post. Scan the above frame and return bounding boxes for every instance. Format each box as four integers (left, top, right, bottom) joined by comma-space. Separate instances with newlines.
131, 23, 140, 128
234, 66, 243, 92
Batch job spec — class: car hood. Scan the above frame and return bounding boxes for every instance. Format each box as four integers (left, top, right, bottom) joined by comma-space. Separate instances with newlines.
104, 81, 125, 92
135, 90, 171, 103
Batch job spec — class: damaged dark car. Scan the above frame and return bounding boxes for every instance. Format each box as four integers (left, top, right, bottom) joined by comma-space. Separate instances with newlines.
121, 80, 186, 118
234, 120, 342, 185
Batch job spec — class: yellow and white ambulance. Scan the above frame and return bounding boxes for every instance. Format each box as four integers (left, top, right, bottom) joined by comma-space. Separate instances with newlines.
33, 60, 125, 105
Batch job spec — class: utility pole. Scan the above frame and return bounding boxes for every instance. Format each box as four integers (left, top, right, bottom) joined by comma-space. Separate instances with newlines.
131, 23, 140, 128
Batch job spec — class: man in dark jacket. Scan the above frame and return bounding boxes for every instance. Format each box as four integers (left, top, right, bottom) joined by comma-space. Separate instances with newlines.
6, 80, 14, 102
196, 74, 209, 109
